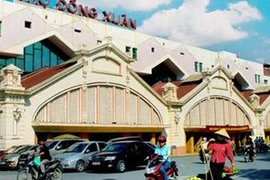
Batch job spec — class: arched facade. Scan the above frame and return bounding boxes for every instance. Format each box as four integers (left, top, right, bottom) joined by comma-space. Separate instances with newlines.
33, 84, 163, 132
160, 67, 257, 154
184, 97, 252, 153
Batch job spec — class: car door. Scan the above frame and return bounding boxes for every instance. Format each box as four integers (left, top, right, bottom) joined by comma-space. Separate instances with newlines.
135, 142, 148, 165
54, 140, 70, 155
125, 142, 140, 166
83, 143, 98, 163
97, 142, 107, 152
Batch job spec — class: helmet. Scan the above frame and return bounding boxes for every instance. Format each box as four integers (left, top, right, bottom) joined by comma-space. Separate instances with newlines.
158, 135, 167, 143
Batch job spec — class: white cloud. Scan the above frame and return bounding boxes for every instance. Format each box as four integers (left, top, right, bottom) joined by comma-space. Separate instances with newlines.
262, 38, 270, 45
138, 0, 262, 47
76, 0, 172, 11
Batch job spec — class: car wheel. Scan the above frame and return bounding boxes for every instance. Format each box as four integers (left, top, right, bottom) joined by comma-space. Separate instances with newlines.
75, 160, 85, 172
116, 160, 126, 172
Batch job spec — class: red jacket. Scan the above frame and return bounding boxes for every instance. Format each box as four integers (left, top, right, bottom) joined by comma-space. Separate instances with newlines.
208, 142, 234, 164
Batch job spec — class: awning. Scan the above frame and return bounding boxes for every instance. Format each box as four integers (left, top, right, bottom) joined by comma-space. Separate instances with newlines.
32, 123, 170, 133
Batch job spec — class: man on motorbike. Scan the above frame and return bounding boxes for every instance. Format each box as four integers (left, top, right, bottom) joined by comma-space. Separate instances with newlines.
38, 140, 52, 178
154, 135, 171, 180
244, 137, 255, 162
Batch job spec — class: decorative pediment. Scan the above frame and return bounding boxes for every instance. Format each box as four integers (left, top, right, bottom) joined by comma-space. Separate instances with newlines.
249, 94, 260, 108
161, 82, 178, 101
92, 57, 121, 75
211, 76, 228, 90
0, 64, 24, 90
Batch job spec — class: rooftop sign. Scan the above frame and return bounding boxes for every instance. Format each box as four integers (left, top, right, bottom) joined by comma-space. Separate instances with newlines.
18, 0, 137, 30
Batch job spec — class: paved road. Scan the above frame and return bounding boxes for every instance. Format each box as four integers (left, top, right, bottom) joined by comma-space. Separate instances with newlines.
1, 152, 270, 180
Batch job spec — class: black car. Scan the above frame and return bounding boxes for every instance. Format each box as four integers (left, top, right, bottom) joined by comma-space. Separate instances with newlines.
89, 140, 155, 172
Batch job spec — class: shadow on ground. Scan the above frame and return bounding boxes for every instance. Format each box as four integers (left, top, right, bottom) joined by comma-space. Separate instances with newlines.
234, 169, 270, 180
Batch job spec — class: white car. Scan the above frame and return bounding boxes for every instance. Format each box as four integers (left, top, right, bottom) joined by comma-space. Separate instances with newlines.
53, 141, 107, 172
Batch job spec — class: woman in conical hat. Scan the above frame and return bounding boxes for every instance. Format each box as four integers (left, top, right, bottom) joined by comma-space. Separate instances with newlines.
207, 128, 235, 180
214, 128, 231, 140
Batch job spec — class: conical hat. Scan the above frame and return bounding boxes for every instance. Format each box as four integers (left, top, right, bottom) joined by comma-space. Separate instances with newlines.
214, 128, 230, 139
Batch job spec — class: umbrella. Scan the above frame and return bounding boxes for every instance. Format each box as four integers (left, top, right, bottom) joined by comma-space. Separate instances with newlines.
52, 134, 80, 140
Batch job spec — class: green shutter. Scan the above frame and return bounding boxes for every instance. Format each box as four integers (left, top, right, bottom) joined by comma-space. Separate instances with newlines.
132, 48, 137, 59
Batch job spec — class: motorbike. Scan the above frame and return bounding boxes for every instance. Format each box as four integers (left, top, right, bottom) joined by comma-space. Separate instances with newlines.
244, 145, 255, 162
144, 154, 179, 180
17, 153, 63, 180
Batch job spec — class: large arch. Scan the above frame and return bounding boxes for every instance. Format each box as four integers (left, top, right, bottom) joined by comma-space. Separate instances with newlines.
31, 83, 166, 140
184, 96, 252, 153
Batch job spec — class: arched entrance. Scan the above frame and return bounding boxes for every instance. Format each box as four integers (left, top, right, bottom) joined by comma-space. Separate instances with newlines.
184, 97, 252, 153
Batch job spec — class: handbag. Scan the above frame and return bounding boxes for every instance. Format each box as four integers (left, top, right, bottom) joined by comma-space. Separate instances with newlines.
33, 156, 41, 166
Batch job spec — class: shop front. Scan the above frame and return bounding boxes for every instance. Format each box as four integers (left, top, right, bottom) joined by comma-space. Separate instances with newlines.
185, 125, 251, 153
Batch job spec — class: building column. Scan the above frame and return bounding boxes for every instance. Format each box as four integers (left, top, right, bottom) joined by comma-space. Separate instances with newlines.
150, 133, 156, 144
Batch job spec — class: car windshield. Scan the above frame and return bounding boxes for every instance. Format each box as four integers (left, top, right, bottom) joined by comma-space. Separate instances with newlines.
102, 142, 127, 152
5, 146, 20, 154
14, 146, 31, 154
46, 141, 58, 149
65, 143, 88, 153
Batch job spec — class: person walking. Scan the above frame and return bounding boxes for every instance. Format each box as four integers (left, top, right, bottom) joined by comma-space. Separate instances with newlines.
199, 137, 209, 164
207, 129, 235, 180
154, 135, 171, 180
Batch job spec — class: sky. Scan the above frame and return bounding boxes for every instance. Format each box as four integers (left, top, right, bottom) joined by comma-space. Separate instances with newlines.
7, 0, 270, 64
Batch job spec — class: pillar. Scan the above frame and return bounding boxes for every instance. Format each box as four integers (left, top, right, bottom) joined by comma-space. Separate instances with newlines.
150, 133, 156, 144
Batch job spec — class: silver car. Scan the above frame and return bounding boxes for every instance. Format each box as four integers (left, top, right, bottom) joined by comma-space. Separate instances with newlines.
53, 141, 107, 172
0, 145, 39, 169
46, 139, 87, 157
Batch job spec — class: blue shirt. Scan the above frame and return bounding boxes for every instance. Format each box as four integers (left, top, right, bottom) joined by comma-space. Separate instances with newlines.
154, 144, 171, 162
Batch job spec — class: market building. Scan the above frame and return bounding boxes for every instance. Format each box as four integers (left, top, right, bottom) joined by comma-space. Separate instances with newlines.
0, 0, 270, 155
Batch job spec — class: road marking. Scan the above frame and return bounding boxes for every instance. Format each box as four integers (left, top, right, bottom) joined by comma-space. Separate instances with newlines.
232, 169, 259, 179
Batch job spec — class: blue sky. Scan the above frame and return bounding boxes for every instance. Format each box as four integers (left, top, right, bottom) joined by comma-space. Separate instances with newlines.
8, 0, 270, 64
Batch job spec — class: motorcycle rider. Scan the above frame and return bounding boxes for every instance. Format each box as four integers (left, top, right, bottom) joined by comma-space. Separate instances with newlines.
244, 137, 255, 161
154, 135, 171, 180
38, 140, 52, 178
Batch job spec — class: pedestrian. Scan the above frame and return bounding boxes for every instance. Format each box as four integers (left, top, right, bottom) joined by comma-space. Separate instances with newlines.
207, 129, 235, 180
154, 135, 171, 180
230, 138, 237, 156
199, 137, 209, 163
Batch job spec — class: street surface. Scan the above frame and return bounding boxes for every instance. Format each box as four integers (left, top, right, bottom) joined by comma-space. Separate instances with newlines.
0, 152, 269, 180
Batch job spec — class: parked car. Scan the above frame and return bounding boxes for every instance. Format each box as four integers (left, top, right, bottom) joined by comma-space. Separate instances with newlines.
17, 145, 40, 169
0, 145, 39, 169
53, 141, 107, 172
107, 136, 143, 144
46, 139, 87, 157
0, 145, 23, 159
144, 141, 156, 149
89, 139, 155, 172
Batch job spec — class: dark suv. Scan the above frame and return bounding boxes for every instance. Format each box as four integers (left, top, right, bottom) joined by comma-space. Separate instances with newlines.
89, 138, 155, 172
